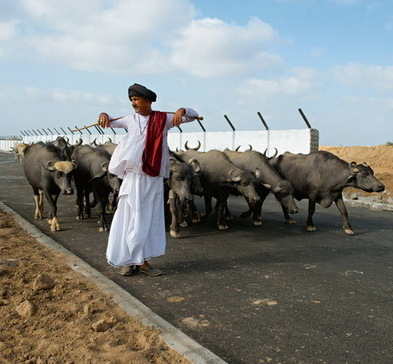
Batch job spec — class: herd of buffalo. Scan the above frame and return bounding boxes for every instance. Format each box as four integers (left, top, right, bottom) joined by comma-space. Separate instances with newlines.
12, 136, 385, 237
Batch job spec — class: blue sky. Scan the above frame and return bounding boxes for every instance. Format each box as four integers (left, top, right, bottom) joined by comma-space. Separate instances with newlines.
1, 0, 392, 145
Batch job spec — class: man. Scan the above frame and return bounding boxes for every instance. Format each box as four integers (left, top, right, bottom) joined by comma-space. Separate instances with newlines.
98, 83, 199, 276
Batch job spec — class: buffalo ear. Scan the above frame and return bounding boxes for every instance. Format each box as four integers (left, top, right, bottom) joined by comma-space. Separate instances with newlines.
227, 169, 241, 182
46, 160, 57, 171
273, 185, 282, 193
349, 161, 359, 174
90, 162, 108, 181
189, 159, 201, 173
262, 183, 272, 190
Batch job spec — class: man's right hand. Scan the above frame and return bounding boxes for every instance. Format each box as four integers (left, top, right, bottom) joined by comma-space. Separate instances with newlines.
98, 112, 111, 128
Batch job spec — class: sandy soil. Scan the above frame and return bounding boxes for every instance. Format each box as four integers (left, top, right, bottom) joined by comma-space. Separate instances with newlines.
320, 145, 393, 202
0, 210, 189, 364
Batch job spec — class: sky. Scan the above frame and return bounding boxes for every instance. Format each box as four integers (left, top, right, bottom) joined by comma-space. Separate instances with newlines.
1, 0, 392, 145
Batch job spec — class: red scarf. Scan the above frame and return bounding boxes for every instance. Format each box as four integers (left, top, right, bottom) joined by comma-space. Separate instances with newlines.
142, 111, 167, 177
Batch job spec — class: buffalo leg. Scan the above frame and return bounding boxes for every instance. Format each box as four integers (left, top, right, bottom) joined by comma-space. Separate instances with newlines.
254, 188, 269, 225
84, 189, 91, 218
169, 191, 181, 238
306, 199, 317, 232
335, 194, 354, 235
44, 191, 60, 232
190, 200, 201, 224
217, 197, 229, 230
38, 190, 44, 218
241, 189, 268, 224
32, 187, 43, 219
203, 194, 213, 217
97, 191, 109, 232
75, 185, 85, 220
281, 204, 296, 224
224, 200, 234, 221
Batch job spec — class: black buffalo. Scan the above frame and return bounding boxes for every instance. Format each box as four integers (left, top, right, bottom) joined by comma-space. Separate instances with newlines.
166, 155, 203, 238
224, 149, 298, 225
72, 145, 121, 231
23, 142, 76, 231
269, 151, 385, 234
176, 148, 260, 230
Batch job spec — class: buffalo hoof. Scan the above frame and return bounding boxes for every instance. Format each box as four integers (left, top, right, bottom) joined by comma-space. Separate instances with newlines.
98, 226, 108, 232
306, 225, 317, 232
253, 220, 263, 227
192, 213, 201, 224
344, 228, 355, 235
170, 230, 182, 238
218, 224, 229, 231
285, 219, 297, 225
50, 217, 60, 232
47, 218, 52, 225
180, 221, 188, 228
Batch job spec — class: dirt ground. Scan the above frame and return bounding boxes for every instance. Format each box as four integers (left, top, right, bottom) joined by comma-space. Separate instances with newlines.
320, 145, 393, 202
0, 210, 189, 364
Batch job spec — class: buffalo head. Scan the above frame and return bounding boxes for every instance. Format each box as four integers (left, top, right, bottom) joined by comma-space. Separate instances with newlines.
46, 160, 77, 195
348, 162, 385, 193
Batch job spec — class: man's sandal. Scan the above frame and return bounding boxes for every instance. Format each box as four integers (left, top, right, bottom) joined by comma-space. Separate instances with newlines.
139, 265, 163, 277
119, 265, 139, 276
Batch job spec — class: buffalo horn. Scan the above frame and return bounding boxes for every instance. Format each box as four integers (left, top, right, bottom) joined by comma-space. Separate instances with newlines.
184, 140, 201, 151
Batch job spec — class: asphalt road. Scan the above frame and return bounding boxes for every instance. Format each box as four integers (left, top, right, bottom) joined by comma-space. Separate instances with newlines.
1, 151, 393, 364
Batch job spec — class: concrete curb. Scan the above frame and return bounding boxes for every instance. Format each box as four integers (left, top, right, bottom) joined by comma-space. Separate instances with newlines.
344, 197, 393, 212
0, 201, 227, 364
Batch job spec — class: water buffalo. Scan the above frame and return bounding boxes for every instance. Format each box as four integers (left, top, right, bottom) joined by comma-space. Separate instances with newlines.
72, 145, 121, 232
51, 136, 73, 161
176, 148, 260, 230
224, 149, 298, 225
23, 143, 76, 231
269, 151, 385, 234
166, 155, 203, 238
14, 143, 29, 164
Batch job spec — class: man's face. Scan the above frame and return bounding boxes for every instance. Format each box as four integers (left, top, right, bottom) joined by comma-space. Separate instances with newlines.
130, 96, 152, 114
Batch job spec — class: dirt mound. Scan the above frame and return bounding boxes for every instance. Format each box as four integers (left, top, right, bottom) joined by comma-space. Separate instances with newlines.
0, 210, 189, 364
320, 145, 393, 202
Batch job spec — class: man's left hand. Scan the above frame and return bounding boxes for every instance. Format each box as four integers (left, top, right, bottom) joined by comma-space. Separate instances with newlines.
172, 108, 186, 127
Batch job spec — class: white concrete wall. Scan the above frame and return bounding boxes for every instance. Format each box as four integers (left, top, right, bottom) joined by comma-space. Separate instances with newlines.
169, 128, 319, 154
2, 128, 319, 155
0, 139, 21, 152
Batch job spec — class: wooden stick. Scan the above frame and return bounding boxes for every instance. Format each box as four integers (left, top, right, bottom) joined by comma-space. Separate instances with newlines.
70, 112, 204, 132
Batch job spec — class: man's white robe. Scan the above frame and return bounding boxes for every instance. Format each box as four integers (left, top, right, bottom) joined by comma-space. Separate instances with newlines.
106, 109, 198, 267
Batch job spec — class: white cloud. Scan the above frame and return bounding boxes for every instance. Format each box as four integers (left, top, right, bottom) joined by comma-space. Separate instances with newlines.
170, 17, 281, 77
21, 0, 196, 73
239, 67, 317, 97
17, 0, 281, 77
334, 63, 393, 90
0, 20, 18, 41
1, 86, 123, 106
